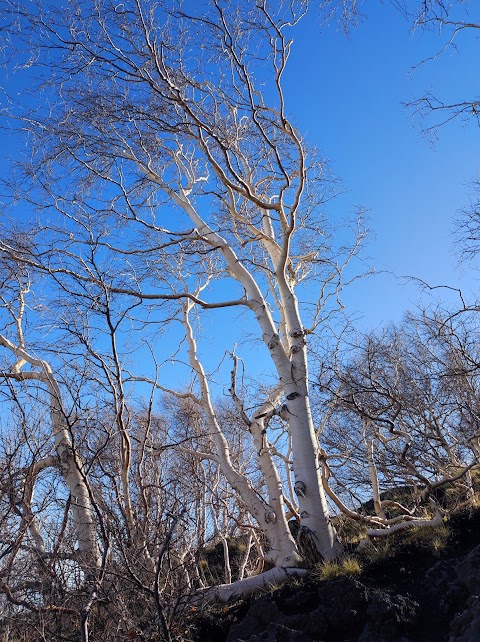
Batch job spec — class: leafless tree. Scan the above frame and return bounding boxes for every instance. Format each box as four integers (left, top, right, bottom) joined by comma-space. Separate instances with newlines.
0, 258, 207, 639
317, 307, 480, 545
0, 3, 478, 635
398, 0, 480, 134
0, 0, 372, 601
454, 177, 480, 264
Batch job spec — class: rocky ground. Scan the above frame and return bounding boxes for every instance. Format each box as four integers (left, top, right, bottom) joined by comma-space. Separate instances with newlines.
187, 509, 480, 641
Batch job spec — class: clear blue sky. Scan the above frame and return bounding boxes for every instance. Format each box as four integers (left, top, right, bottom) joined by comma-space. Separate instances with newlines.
283, 2, 479, 330
0, 2, 478, 382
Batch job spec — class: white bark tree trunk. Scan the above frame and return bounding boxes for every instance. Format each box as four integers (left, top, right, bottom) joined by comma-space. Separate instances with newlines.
145, 178, 342, 562
249, 402, 302, 566
0, 336, 101, 571
182, 302, 301, 567
190, 566, 308, 606
269, 261, 342, 560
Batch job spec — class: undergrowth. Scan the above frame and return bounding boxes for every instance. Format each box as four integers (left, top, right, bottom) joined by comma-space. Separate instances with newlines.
311, 555, 362, 581
360, 521, 451, 563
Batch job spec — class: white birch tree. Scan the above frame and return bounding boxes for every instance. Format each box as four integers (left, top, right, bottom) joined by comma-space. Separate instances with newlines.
0, 271, 101, 573
0, 0, 368, 574
0, 4, 478, 636
316, 311, 480, 546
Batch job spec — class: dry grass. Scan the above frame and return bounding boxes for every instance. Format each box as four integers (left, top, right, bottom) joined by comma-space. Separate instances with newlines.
402, 521, 450, 554
332, 514, 368, 545
360, 520, 451, 563
359, 538, 395, 563
312, 555, 362, 582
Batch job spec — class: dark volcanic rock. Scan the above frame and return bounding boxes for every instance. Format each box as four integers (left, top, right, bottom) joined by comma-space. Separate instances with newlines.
358, 591, 418, 642
226, 577, 417, 642
232, 622, 310, 642
455, 545, 480, 594
306, 577, 369, 640
225, 595, 311, 642
424, 558, 466, 615
449, 596, 480, 642
192, 510, 480, 642
447, 546, 480, 641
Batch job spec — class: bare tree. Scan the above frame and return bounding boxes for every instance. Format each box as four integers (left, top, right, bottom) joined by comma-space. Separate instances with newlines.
454, 177, 480, 264
0, 4, 478, 633
317, 308, 480, 546
0, 0, 370, 581
400, 0, 480, 134
0, 262, 206, 639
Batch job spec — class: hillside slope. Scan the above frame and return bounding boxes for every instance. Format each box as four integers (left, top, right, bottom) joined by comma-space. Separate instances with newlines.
190, 509, 480, 641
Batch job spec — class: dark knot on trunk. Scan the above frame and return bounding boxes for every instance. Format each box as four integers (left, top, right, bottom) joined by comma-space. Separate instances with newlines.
295, 480, 306, 497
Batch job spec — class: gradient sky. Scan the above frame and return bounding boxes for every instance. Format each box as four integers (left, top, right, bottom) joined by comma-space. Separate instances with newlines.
283, 2, 479, 330
0, 2, 478, 379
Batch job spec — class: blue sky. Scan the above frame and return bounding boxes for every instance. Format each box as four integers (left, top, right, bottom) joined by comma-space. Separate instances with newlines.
282, 2, 479, 330
0, 2, 478, 385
